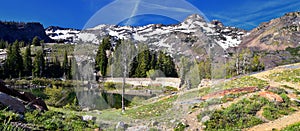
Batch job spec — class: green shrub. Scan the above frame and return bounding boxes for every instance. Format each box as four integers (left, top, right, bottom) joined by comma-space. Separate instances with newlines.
281, 122, 300, 131
174, 122, 187, 131
25, 110, 96, 130
104, 82, 116, 90
44, 87, 76, 107
163, 86, 178, 93
130, 96, 146, 106
201, 97, 268, 130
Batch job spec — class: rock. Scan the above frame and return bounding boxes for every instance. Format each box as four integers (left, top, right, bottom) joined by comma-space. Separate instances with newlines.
170, 119, 176, 123
116, 121, 127, 130
151, 120, 159, 126
0, 92, 25, 113
198, 79, 212, 88
82, 107, 90, 112
180, 119, 188, 126
259, 91, 284, 103
0, 80, 48, 111
92, 110, 102, 115
126, 126, 148, 131
201, 116, 210, 123
82, 115, 96, 121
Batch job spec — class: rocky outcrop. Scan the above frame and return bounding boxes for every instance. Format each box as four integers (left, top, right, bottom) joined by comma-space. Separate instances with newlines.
259, 91, 284, 103
0, 21, 52, 43
0, 80, 48, 112
0, 92, 25, 113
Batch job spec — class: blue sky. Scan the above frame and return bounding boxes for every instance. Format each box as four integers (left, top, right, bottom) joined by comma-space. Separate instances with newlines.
0, 0, 299, 30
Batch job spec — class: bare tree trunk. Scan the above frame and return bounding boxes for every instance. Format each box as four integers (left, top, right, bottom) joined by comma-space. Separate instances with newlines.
121, 50, 127, 113
122, 65, 126, 112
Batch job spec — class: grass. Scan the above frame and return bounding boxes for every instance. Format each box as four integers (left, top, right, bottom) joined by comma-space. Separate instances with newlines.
281, 122, 300, 131
125, 95, 178, 119
267, 68, 300, 84
213, 76, 269, 90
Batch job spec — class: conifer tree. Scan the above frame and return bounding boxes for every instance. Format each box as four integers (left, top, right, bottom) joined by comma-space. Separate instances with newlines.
95, 44, 108, 77
4, 45, 13, 78
5, 40, 24, 77
135, 49, 151, 77
63, 50, 70, 79
32, 36, 40, 46
23, 46, 32, 76
33, 49, 45, 77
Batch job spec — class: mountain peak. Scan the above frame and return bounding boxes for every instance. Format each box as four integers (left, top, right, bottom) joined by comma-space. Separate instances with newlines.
183, 14, 207, 24
284, 11, 300, 17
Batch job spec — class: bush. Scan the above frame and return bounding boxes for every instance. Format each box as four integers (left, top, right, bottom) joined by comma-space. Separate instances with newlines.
281, 122, 300, 131
25, 110, 96, 130
174, 122, 187, 131
104, 82, 116, 90
44, 87, 76, 107
163, 86, 178, 93
262, 93, 295, 121
130, 96, 145, 106
201, 97, 268, 130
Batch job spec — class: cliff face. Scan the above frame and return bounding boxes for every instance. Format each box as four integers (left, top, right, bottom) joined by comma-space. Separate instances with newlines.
0, 22, 52, 43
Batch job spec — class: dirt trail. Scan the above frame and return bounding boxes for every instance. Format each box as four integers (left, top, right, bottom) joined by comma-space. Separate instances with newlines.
247, 63, 300, 130
247, 111, 300, 131
251, 68, 299, 89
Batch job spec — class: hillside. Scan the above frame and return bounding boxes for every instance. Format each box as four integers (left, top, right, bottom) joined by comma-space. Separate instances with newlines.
43, 62, 299, 130
239, 12, 300, 51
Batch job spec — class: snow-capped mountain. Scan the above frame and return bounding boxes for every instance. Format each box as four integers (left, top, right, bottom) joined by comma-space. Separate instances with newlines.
77, 14, 245, 50
45, 14, 245, 59
45, 26, 80, 43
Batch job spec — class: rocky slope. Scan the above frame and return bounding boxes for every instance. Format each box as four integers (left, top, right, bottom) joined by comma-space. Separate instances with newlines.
0, 21, 52, 43
239, 12, 300, 51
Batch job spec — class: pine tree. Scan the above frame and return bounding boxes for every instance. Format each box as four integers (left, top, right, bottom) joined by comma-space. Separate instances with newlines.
163, 54, 178, 77
23, 46, 32, 76
101, 37, 111, 50
71, 57, 79, 80
33, 49, 45, 77
32, 36, 40, 46
156, 51, 164, 71
155, 51, 178, 77
4, 45, 13, 78
135, 50, 151, 77
0, 39, 5, 49
129, 57, 138, 77
5, 40, 24, 78
95, 44, 108, 77
150, 52, 157, 70
62, 50, 69, 79
53, 56, 62, 78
